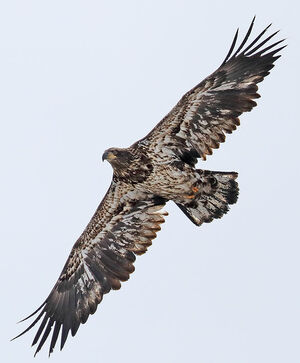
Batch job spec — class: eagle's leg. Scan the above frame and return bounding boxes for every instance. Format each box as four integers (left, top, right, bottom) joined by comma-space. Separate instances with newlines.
176, 170, 239, 226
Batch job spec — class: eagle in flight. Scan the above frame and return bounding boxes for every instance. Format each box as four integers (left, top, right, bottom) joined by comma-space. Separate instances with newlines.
13, 18, 285, 355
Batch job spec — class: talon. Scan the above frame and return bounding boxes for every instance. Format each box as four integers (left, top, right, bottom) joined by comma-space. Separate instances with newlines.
192, 186, 199, 193
184, 194, 195, 199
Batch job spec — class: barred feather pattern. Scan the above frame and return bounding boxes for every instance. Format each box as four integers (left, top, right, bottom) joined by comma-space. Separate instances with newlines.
142, 17, 285, 162
176, 170, 239, 226
13, 182, 167, 356
13, 17, 285, 356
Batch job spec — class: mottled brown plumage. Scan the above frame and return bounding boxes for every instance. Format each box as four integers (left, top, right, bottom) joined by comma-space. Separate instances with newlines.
13, 18, 285, 355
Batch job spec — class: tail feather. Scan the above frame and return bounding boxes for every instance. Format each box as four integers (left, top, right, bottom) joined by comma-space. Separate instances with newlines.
176, 170, 239, 226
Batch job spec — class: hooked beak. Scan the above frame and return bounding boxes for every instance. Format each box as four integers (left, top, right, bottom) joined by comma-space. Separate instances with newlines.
102, 150, 117, 162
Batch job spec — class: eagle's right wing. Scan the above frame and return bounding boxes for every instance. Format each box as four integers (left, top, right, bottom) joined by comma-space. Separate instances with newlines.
13, 181, 167, 356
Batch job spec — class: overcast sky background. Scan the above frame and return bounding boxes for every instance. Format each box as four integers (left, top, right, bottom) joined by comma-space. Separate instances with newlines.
1, 1, 299, 362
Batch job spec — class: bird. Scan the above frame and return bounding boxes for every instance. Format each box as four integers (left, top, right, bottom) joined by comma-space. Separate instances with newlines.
13, 17, 285, 356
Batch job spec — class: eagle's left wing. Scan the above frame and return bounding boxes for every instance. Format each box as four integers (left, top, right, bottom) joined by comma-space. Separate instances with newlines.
13, 182, 167, 356
139, 18, 285, 163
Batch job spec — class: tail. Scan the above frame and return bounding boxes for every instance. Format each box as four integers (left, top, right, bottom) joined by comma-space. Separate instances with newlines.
176, 170, 239, 226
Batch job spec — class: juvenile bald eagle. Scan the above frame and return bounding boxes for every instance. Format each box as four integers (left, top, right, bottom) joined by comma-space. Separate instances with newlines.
13, 18, 285, 355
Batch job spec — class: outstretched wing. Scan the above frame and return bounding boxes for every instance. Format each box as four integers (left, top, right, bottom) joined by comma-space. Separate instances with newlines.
13, 182, 167, 356
141, 18, 285, 162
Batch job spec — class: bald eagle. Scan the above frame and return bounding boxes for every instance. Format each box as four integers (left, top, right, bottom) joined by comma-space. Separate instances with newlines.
13, 18, 285, 355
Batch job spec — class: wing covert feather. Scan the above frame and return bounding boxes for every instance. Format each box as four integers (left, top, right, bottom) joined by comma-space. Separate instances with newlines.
13, 18, 285, 356
142, 18, 285, 161
13, 182, 167, 356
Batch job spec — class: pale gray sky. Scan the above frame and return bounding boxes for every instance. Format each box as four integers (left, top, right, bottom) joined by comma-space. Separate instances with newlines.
1, 1, 299, 362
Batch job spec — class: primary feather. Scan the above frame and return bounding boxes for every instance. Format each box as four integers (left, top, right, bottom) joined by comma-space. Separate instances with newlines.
13, 18, 285, 355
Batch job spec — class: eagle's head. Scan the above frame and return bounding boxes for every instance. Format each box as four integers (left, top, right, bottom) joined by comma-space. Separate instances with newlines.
102, 147, 134, 171
102, 147, 152, 182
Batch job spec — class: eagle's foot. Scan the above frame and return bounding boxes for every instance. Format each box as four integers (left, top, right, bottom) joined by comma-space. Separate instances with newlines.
184, 186, 200, 199
184, 194, 195, 199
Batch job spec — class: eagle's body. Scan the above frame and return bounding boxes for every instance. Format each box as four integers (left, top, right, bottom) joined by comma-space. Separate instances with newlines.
13, 18, 285, 356
107, 144, 195, 199
103, 143, 238, 226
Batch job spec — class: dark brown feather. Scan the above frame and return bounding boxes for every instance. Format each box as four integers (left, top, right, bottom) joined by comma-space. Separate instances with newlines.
14, 183, 167, 355
13, 18, 284, 356
141, 19, 285, 162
